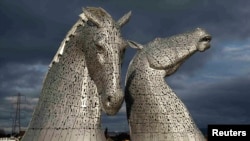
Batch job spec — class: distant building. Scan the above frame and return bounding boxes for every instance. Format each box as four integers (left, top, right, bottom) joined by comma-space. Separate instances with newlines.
0, 129, 6, 137
107, 132, 130, 141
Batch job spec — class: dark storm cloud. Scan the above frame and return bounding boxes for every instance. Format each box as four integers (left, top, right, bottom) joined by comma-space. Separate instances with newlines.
0, 0, 86, 64
178, 75, 250, 128
114, 0, 250, 40
1, 0, 249, 66
0, 63, 46, 98
0, 0, 134, 65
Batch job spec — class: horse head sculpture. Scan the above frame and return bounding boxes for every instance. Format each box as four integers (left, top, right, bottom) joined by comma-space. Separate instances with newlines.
80, 7, 131, 115
125, 28, 211, 141
22, 7, 131, 141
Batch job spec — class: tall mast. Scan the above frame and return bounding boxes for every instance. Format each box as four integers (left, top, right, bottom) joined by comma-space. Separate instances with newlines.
12, 93, 21, 136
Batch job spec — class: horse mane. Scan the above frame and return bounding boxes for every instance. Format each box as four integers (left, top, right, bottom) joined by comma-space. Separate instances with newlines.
48, 19, 86, 68
49, 7, 114, 69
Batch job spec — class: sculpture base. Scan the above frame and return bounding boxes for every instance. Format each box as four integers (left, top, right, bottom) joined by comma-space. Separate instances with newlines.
21, 128, 105, 141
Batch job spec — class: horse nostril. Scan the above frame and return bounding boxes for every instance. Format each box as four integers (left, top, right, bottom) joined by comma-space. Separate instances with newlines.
95, 44, 105, 52
107, 96, 111, 102
200, 36, 211, 42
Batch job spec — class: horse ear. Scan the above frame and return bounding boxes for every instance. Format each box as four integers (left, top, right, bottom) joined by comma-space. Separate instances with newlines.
127, 40, 143, 50
117, 11, 132, 27
83, 7, 102, 27
79, 13, 88, 22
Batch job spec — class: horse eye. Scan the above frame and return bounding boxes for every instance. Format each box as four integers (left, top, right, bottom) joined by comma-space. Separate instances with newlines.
96, 44, 105, 52
87, 20, 97, 27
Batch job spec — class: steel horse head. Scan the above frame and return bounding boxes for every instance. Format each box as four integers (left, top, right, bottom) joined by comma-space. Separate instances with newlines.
21, 7, 132, 141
